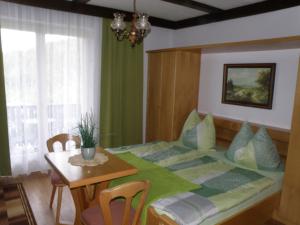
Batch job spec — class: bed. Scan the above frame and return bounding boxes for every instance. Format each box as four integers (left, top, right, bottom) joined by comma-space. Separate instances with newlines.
107, 114, 289, 225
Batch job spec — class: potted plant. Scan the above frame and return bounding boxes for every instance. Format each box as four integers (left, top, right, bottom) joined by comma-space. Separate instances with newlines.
77, 112, 97, 160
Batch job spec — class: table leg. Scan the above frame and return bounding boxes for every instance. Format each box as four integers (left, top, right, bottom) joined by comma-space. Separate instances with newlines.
71, 187, 88, 225
88, 181, 110, 207
95, 181, 110, 198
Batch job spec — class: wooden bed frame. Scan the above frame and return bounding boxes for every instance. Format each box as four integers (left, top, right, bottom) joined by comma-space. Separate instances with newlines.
146, 114, 290, 225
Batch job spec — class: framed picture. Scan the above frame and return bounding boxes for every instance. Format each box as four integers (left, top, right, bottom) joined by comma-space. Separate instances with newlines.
222, 63, 276, 109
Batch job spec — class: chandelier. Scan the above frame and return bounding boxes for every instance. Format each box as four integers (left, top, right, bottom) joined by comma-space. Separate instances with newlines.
110, 0, 151, 47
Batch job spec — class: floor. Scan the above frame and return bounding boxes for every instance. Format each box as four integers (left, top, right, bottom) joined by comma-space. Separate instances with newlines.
21, 173, 75, 225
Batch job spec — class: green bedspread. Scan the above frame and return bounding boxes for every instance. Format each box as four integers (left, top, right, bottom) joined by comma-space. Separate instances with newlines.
110, 152, 199, 223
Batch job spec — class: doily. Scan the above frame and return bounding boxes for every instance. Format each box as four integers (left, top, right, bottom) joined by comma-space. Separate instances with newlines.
68, 152, 108, 167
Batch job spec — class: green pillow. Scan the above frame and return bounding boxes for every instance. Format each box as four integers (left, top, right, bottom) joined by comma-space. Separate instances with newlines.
233, 140, 258, 169
179, 109, 201, 141
227, 124, 281, 171
252, 127, 281, 170
226, 122, 254, 161
182, 113, 216, 150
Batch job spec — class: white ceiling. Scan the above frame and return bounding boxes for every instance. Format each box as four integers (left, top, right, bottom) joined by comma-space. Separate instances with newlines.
88, 0, 205, 21
196, 0, 265, 10
88, 0, 265, 21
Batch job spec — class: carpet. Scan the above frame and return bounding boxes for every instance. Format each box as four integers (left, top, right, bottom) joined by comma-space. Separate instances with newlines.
0, 180, 37, 225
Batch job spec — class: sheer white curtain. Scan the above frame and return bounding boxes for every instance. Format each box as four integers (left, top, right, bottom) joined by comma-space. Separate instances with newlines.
0, 2, 102, 175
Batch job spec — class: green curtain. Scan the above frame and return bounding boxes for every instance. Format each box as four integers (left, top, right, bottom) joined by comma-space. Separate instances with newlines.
100, 19, 143, 148
0, 29, 11, 175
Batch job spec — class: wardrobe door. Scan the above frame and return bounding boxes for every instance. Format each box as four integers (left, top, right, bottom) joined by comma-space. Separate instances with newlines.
146, 52, 163, 142
146, 50, 201, 142
173, 51, 201, 139
159, 51, 177, 141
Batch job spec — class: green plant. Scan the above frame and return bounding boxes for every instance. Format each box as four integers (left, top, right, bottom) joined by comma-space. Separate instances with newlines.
77, 112, 97, 148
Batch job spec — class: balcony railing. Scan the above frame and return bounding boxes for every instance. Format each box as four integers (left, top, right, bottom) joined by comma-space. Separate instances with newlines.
7, 104, 80, 154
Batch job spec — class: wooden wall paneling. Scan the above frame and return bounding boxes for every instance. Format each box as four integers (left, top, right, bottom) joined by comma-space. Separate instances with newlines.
274, 57, 300, 225
159, 51, 177, 141
199, 113, 290, 158
173, 51, 201, 139
146, 53, 163, 141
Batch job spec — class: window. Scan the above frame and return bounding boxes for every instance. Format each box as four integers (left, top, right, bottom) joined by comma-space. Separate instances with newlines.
0, 2, 101, 175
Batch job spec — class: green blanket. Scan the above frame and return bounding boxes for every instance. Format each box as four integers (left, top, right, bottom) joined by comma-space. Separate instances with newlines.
110, 152, 199, 223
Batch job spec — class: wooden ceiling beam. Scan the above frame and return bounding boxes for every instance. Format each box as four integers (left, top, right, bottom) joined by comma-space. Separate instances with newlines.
0, 0, 176, 29
175, 0, 300, 29
161, 0, 222, 14
73, 0, 90, 4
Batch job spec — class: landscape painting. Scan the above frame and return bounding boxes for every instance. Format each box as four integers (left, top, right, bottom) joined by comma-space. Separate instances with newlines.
222, 63, 276, 109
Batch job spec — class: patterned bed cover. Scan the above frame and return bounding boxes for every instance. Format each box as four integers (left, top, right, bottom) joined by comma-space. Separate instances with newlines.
107, 141, 283, 225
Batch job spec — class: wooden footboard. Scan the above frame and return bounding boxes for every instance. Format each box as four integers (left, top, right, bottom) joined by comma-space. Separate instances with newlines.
146, 192, 281, 225
147, 206, 178, 225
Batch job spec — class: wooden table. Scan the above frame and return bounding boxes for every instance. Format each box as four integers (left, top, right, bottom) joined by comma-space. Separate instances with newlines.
45, 147, 138, 225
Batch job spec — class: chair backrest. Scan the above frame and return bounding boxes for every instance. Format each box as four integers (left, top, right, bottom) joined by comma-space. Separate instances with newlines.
99, 180, 150, 225
46, 133, 81, 152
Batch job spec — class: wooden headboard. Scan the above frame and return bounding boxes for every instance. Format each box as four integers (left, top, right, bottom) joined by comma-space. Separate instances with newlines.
199, 113, 290, 158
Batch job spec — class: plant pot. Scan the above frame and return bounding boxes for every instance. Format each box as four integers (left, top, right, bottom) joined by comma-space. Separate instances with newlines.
81, 147, 96, 160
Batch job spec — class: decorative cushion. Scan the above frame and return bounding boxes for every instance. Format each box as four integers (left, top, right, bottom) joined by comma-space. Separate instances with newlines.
181, 113, 216, 150
81, 201, 135, 225
251, 127, 281, 170
233, 141, 258, 170
226, 124, 281, 171
226, 122, 254, 162
179, 109, 201, 141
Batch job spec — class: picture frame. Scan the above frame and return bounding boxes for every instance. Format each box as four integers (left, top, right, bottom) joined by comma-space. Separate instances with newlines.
222, 63, 276, 109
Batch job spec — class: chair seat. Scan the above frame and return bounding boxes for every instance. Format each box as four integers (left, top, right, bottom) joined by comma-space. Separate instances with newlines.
50, 171, 64, 185
81, 201, 135, 225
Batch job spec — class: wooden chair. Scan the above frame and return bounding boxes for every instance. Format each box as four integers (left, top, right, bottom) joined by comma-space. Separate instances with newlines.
81, 180, 150, 225
46, 133, 81, 225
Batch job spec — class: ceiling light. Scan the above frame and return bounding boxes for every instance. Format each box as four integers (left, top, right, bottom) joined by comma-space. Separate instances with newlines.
111, 0, 151, 47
